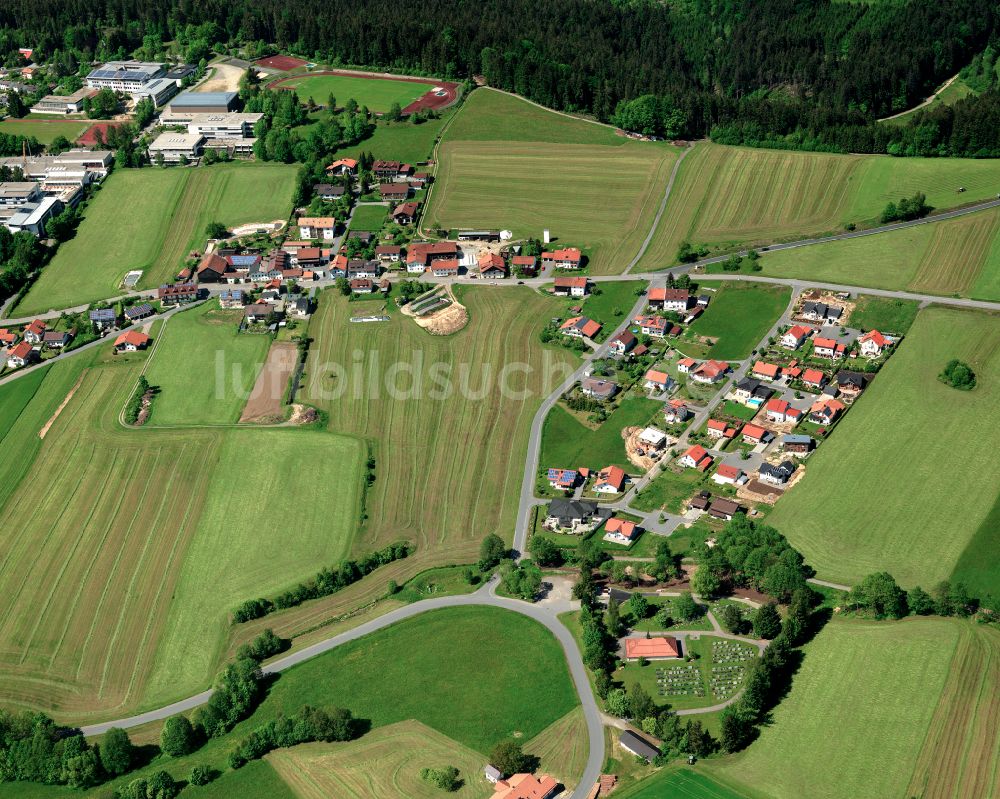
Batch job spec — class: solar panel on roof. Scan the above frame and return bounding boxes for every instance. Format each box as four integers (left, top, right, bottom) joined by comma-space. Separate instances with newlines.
228, 255, 258, 266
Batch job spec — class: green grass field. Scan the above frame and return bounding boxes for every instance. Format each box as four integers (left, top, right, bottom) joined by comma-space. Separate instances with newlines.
636, 142, 1000, 271
0, 117, 91, 145
426, 89, 680, 274
349, 203, 389, 231
758, 206, 1000, 300
580, 281, 644, 331
710, 618, 1000, 799
337, 114, 451, 164
688, 282, 790, 359
0, 364, 49, 439
631, 466, 706, 514
144, 303, 271, 425
847, 295, 920, 334
770, 307, 1000, 594
618, 768, 747, 799
18, 163, 298, 315
272, 74, 434, 112
541, 395, 661, 472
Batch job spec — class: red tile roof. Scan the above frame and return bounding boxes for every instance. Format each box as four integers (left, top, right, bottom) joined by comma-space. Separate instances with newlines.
596, 465, 627, 491
8, 341, 32, 359
625, 637, 680, 659
554, 276, 587, 288
644, 369, 670, 384
753, 361, 780, 378
860, 329, 888, 347
743, 424, 768, 441
716, 464, 742, 480
648, 287, 689, 302
802, 368, 825, 384
114, 330, 150, 348
605, 517, 638, 539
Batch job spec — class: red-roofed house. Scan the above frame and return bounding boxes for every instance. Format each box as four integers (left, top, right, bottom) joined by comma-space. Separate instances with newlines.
625, 637, 680, 660
635, 315, 668, 338
812, 337, 845, 359
594, 465, 628, 494
489, 773, 558, 799
691, 359, 729, 384
298, 216, 336, 240
23, 319, 47, 344
6, 340, 36, 368
679, 445, 712, 470
431, 258, 460, 277
781, 325, 813, 349
859, 329, 889, 357
603, 517, 639, 546
801, 368, 826, 388
764, 398, 803, 424
809, 398, 845, 424
113, 330, 150, 352
643, 369, 672, 393
663, 398, 692, 423
391, 201, 419, 225
477, 251, 506, 278
553, 276, 588, 297
512, 255, 538, 275
542, 247, 583, 269
713, 464, 745, 485
752, 361, 780, 381
0, 328, 17, 346
706, 418, 738, 440
647, 287, 690, 311
326, 158, 358, 175
742, 424, 770, 444
677, 357, 697, 374
609, 330, 637, 356
560, 316, 601, 339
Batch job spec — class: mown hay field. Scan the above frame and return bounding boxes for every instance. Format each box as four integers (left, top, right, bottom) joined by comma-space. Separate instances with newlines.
426, 90, 679, 274
711, 618, 1000, 799
769, 307, 1000, 593
0, 342, 362, 721
144, 302, 272, 425
636, 142, 1000, 271
760, 206, 1000, 300
617, 768, 747, 799
18, 163, 298, 315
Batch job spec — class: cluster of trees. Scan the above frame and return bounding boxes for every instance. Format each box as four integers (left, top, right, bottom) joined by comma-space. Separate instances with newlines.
499, 559, 542, 601
694, 516, 813, 602
880, 192, 931, 223
420, 765, 461, 792
228, 705, 356, 769
0, 130, 41, 156
231, 540, 412, 622
0, 225, 46, 303
84, 87, 119, 118
113, 771, 181, 799
939, 359, 977, 390
124, 376, 152, 425
845, 572, 987, 620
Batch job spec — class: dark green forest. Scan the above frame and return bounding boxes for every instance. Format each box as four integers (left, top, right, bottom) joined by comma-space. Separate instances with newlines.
2, 0, 1000, 155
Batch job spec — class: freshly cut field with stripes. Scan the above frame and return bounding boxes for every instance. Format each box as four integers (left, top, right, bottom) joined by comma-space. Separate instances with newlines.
636, 142, 1000, 271
426, 90, 679, 274
769, 307, 1000, 593
760, 206, 1000, 300
711, 618, 1000, 799
268, 720, 494, 799
18, 163, 297, 315
0, 343, 363, 720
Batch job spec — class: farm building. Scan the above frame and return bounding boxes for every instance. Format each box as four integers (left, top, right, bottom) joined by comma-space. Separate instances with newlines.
620, 730, 660, 762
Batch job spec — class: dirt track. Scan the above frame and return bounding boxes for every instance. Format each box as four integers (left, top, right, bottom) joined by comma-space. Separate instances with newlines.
196, 63, 245, 93
240, 342, 298, 422
39, 370, 87, 439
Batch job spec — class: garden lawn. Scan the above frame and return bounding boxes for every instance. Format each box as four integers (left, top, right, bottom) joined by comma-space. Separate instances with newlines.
144, 303, 271, 425
631, 466, 706, 514
769, 306, 1000, 594
689, 282, 790, 359
18, 163, 297, 315
710, 618, 1000, 799
758, 206, 1000, 301
427, 89, 679, 274
847, 295, 920, 334
581, 280, 644, 331
272, 74, 433, 112
540, 395, 662, 472
635, 141, 1000, 271
349, 203, 388, 231
142, 428, 364, 709
0, 117, 90, 145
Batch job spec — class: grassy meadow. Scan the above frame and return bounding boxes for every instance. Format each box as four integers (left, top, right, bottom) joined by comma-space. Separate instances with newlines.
758, 206, 1000, 300
143, 303, 271, 425
617, 768, 748, 799
710, 618, 1000, 799
0, 117, 91, 144
272, 74, 434, 112
18, 163, 298, 315
847, 295, 920, 334
349, 203, 389, 231
635, 142, 1000, 271
769, 307, 1000, 594
688, 282, 791, 359
426, 89, 680, 274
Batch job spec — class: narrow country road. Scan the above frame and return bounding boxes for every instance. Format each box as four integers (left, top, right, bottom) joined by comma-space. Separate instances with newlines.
78, 578, 607, 797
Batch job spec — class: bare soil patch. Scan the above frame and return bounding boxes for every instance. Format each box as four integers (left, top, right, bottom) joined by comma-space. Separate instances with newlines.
239, 341, 298, 422
39, 370, 86, 439
196, 63, 245, 93
403, 284, 469, 335
623, 425, 671, 471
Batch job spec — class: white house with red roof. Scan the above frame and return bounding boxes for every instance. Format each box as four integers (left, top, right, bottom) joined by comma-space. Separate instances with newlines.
712, 463, 746, 485
594, 465, 628, 494
541, 247, 583, 269
635, 314, 668, 338
609, 330, 637, 356
643, 369, 673, 393
477, 251, 506, 278
6, 340, 36, 368
326, 158, 358, 175
23, 319, 47, 344
809, 397, 845, 425
679, 445, 713, 470
690, 359, 730, 384
765, 398, 803, 424
561, 316, 601, 339
858, 329, 889, 357
553, 276, 588, 297
742, 424, 770, 445
781, 325, 814, 349
706, 418, 738, 440
603, 517, 639, 546
677, 357, 697, 374
752, 361, 780, 381
489, 773, 558, 799
801, 368, 827, 388
647, 287, 690, 311
113, 330, 150, 352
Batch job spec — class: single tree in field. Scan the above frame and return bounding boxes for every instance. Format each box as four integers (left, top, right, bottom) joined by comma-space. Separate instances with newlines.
490, 739, 534, 776
478, 533, 506, 570
628, 592, 649, 621
161, 715, 198, 757
99, 727, 133, 776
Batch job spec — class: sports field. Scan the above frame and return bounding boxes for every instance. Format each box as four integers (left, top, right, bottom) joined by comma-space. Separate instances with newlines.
769, 307, 1000, 593
271, 74, 434, 112
144, 303, 271, 425
635, 142, 1000, 271
0, 345, 363, 721
759, 206, 1000, 300
18, 163, 298, 315
711, 618, 1000, 799
617, 768, 747, 799
426, 90, 680, 274
688, 282, 790, 359
0, 117, 91, 145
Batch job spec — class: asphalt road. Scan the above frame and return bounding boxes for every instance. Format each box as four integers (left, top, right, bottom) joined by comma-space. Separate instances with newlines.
78, 579, 606, 797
